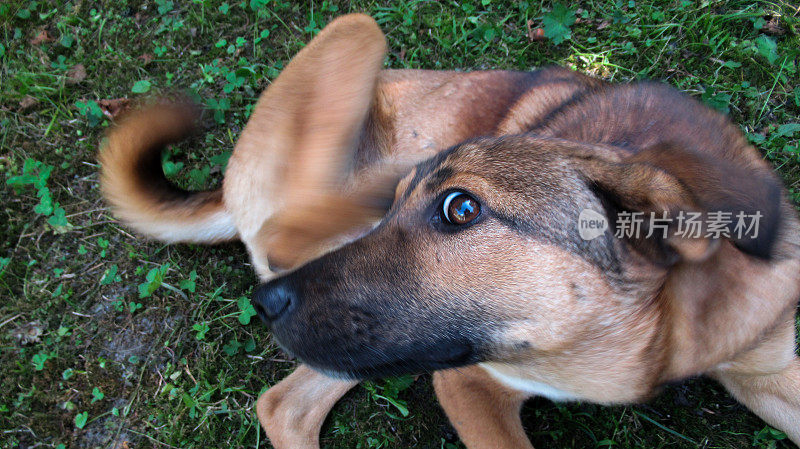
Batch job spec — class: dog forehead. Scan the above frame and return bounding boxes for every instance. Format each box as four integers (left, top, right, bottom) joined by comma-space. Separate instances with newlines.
397, 136, 576, 204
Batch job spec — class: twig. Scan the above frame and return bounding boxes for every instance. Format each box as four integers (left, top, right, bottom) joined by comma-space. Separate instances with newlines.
0, 314, 21, 329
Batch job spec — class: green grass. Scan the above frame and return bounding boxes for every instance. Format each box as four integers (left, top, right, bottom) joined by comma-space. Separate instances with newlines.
1, 1, 799, 448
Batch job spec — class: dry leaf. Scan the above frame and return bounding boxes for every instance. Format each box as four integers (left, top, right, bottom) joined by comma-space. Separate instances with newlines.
19, 96, 39, 110
66, 64, 87, 84
762, 16, 785, 36
12, 321, 44, 345
138, 53, 153, 64
30, 29, 54, 46
97, 98, 131, 120
526, 20, 546, 42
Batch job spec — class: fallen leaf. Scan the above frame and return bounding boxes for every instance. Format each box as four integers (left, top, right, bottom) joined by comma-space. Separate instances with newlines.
30, 29, 55, 45
138, 53, 153, 64
19, 96, 38, 110
97, 98, 131, 120
66, 64, 87, 84
762, 16, 785, 36
12, 321, 44, 345
596, 20, 611, 31
526, 20, 546, 42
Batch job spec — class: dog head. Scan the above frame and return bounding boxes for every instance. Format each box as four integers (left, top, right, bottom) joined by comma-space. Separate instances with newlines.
252, 131, 783, 380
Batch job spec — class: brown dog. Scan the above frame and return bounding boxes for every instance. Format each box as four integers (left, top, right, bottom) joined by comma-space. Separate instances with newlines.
100, 14, 800, 449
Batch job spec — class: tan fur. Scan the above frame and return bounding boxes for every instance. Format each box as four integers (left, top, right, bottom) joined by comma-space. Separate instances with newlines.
99, 104, 237, 243
712, 318, 800, 443
434, 366, 533, 449
100, 14, 800, 449
222, 13, 387, 276
256, 365, 357, 449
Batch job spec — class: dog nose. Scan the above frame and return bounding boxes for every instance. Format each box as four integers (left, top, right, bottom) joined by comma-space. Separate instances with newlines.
252, 280, 295, 323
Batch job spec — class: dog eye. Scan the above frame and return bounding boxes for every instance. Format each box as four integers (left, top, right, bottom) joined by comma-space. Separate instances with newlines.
442, 191, 481, 225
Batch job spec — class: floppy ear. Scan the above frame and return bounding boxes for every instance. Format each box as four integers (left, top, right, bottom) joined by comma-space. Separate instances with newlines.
259, 159, 412, 271
246, 14, 389, 271
579, 143, 782, 263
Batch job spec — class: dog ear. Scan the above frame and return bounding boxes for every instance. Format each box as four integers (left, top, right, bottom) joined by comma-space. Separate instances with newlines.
247, 14, 388, 271
579, 143, 782, 264
258, 161, 410, 271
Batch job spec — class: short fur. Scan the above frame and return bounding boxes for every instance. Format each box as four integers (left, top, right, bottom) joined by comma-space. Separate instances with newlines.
100, 15, 800, 449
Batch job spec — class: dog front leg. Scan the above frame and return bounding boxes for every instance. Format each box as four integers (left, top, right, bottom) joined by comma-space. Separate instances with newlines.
433, 365, 533, 449
710, 316, 800, 445
713, 357, 800, 445
256, 364, 358, 449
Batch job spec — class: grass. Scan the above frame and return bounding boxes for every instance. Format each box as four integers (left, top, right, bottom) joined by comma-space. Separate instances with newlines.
1, 0, 799, 448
